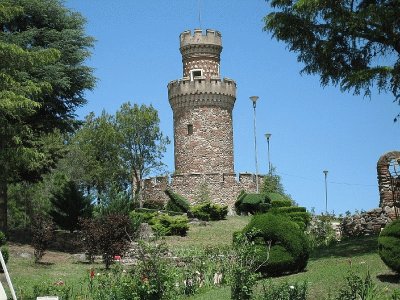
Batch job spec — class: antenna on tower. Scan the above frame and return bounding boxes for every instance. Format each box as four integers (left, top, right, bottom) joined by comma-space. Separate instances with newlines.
198, 0, 202, 29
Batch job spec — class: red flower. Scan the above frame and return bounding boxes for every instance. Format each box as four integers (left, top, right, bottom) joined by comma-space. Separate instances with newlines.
114, 255, 121, 261
90, 269, 95, 279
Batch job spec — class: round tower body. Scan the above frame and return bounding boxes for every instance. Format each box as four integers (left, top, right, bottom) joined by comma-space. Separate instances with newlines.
168, 29, 236, 174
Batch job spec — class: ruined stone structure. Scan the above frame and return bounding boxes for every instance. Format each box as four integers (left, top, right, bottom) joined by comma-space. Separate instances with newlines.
142, 29, 262, 208
377, 151, 400, 217
341, 151, 400, 236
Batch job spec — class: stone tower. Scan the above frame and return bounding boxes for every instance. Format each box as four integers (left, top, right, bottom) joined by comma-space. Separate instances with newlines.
168, 29, 236, 174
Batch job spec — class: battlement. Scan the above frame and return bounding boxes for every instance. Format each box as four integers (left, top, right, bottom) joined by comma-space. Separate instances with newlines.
142, 171, 265, 208
144, 172, 264, 187
168, 78, 236, 111
180, 29, 222, 48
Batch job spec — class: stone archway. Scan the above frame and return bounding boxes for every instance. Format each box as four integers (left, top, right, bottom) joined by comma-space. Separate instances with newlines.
377, 151, 400, 219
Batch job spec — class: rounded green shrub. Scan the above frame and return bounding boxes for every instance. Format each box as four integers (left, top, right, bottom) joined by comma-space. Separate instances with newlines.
189, 202, 228, 221
378, 218, 400, 273
235, 193, 270, 215
241, 213, 310, 276
150, 214, 189, 236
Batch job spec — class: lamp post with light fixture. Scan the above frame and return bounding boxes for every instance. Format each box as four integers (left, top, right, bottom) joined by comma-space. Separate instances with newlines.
265, 133, 271, 174
250, 96, 259, 193
323, 170, 328, 214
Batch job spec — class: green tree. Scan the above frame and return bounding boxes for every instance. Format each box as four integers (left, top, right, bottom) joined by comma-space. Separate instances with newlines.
264, 0, 400, 120
116, 102, 170, 207
60, 111, 124, 203
49, 177, 92, 233
261, 167, 285, 195
0, 0, 95, 232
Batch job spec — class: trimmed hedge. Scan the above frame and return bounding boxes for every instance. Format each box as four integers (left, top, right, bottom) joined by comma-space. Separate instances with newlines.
378, 219, 400, 273
189, 202, 228, 221
273, 207, 307, 213
240, 213, 310, 276
149, 214, 189, 237
270, 199, 292, 208
267, 193, 291, 204
164, 189, 190, 213
235, 193, 270, 214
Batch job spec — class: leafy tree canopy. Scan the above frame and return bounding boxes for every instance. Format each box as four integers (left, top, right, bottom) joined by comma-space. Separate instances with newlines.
0, 0, 95, 232
264, 0, 400, 120
116, 102, 170, 206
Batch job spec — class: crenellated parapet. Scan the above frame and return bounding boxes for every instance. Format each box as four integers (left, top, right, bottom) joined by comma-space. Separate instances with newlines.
168, 78, 236, 111
142, 172, 265, 209
180, 29, 222, 60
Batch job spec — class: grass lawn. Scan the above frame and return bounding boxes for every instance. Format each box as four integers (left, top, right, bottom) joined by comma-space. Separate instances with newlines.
1, 216, 399, 299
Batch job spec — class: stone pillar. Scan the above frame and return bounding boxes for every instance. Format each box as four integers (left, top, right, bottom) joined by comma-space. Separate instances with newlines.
377, 151, 400, 219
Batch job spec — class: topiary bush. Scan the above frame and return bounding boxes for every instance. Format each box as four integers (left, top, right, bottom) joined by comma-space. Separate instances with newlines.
378, 218, 400, 273
164, 189, 190, 213
240, 213, 310, 276
149, 214, 189, 236
189, 202, 228, 221
270, 199, 292, 208
235, 193, 270, 215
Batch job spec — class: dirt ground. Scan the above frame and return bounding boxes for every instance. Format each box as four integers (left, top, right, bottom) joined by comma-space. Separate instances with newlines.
8, 242, 74, 264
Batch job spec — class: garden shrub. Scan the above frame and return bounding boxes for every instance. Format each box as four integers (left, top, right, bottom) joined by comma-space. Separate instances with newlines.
230, 233, 260, 300
134, 241, 178, 299
0, 231, 8, 272
240, 213, 310, 276
378, 218, 400, 273
273, 206, 307, 213
164, 189, 190, 213
334, 271, 381, 300
257, 280, 308, 300
150, 214, 189, 236
235, 193, 270, 215
189, 202, 228, 221
269, 208, 311, 230
143, 199, 165, 210
307, 214, 337, 250
31, 214, 55, 263
0, 231, 6, 246
130, 210, 158, 223
80, 214, 133, 269
268, 198, 292, 208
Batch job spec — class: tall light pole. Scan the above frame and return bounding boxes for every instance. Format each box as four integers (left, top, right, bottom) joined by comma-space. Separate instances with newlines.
250, 96, 259, 193
323, 170, 328, 214
265, 133, 271, 174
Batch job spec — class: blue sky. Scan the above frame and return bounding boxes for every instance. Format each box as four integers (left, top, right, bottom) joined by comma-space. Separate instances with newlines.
65, 0, 399, 215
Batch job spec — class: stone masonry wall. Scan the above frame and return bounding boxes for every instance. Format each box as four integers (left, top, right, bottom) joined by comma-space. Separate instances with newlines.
341, 151, 400, 237
341, 208, 393, 237
173, 106, 234, 174
377, 151, 400, 217
183, 58, 219, 79
143, 173, 264, 210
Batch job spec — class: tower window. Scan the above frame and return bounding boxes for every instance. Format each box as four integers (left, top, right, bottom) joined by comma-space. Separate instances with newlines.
190, 69, 203, 80
187, 124, 193, 135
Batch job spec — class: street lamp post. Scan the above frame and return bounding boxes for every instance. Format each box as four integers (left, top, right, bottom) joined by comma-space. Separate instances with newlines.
265, 133, 271, 174
250, 96, 259, 193
323, 170, 328, 214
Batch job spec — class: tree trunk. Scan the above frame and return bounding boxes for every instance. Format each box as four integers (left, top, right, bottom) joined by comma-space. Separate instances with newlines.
0, 176, 7, 234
